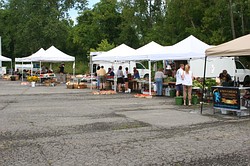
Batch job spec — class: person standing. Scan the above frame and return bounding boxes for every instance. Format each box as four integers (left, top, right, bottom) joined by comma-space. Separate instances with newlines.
107, 67, 114, 77
99, 66, 106, 90
117, 66, 124, 92
154, 68, 167, 96
175, 64, 184, 96
96, 66, 100, 89
182, 64, 193, 106
59, 63, 65, 83
123, 67, 129, 93
133, 67, 140, 91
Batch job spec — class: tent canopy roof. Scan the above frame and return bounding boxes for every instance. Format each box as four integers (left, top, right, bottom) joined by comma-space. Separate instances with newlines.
0, 55, 11, 61
163, 35, 211, 60
15, 48, 46, 62
92, 44, 136, 62
36, 46, 75, 62
123, 41, 167, 61
205, 34, 250, 57
92, 36, 210, 62
15, 46, 75, 62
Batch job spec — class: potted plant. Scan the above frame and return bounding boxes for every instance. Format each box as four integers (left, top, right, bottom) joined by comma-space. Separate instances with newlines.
27, 76, 39, 87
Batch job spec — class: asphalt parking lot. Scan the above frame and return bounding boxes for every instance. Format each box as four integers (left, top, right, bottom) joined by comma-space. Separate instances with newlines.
0, 80, 249, 166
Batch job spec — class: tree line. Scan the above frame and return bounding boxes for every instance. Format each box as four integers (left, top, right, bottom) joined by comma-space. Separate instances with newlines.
0, 0, 249, 73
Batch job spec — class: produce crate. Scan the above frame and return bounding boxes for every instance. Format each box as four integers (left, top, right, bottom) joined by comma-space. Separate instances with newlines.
67, 84, 74, 89
77, 84, 87, 89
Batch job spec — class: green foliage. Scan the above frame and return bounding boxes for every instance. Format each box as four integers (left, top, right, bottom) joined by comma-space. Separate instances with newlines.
205, 78, 217, 90
95, 39, 115, 52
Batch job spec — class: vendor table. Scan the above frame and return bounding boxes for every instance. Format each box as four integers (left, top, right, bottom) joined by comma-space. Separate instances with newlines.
211, 86, 250, 117
39, 73, 57, 86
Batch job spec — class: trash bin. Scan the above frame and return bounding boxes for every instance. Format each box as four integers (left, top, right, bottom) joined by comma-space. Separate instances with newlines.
175, 96, 183, 105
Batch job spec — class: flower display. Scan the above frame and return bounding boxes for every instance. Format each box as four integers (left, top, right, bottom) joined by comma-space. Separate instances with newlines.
27, 76, 39, 82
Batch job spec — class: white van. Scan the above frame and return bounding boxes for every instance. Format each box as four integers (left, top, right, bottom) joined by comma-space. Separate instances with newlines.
92, 61, 149, 78
189, 57, 250, 83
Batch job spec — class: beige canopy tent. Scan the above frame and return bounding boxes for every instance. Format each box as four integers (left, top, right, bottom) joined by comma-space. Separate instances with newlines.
201, 34, 250, 114
206, 34, 250, 57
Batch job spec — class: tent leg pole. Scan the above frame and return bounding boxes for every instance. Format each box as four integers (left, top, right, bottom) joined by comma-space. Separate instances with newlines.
90, 61, 93, 90
11, 61, 13, 75
21, 62, 23, 82
201, 56, 207, 114
149, 60, 151, 95
40, 61, 41, 83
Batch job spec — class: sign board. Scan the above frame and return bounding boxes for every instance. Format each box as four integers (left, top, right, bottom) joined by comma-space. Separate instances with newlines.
212, 86, 240, 110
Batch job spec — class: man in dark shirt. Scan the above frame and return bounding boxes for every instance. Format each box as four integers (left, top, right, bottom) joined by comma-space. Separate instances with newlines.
59, 63, 65, 83
59, 63, 65, 74
219, 70, 232, 86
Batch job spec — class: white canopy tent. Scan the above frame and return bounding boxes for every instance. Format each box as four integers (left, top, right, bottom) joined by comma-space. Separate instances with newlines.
15, 48, 46, 81
15, 48, 46, 62
122, 41, 167, 61
92, 42, 167, 94
0, 55, 11, 62
15, 46, 75, 81
152, 35, 211, 60
92, 44, 136, 90
92, 44, 136, 62
15, 46, 75, 63
0, 55, 12, 75
36, 46, 75, 62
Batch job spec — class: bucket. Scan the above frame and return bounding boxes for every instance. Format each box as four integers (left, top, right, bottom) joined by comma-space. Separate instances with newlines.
165, 88, 170, 96
184, 96, 199, 105
31, 81, 36, 87
170, 89, 176, 97
175, 96, 183, 105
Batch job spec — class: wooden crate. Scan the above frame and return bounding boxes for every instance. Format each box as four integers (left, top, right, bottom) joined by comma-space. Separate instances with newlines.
78, 84, 87, 89
67, 84, 74, 89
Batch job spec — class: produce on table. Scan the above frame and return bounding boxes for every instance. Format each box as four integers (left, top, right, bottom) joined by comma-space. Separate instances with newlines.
134, 94, 152, 98
92, 90, 117, 95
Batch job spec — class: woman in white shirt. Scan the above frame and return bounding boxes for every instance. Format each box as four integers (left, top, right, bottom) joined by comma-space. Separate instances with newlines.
182, 64, 193, 105
117, 66, 124, 92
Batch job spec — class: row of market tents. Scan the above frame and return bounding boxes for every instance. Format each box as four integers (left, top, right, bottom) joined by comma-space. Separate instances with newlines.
1, 45, 75, 63
92, 34, 250, 62
91, 34, 250, 114
1, 34, 250, 74
91, 35, 213, 98
92, 35, 211, 62
0, 46, 75, 76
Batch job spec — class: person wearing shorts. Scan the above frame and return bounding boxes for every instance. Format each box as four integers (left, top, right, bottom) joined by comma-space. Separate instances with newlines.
175, 64, 184, 96
117, 66, 124, 92
99, 66, 106, 90
123, 67, 129, 92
